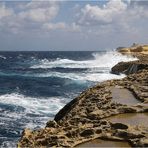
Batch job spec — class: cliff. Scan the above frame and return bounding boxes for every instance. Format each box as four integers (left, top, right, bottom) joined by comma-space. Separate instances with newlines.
116, 44, 148, 55
112, 45, 148, 75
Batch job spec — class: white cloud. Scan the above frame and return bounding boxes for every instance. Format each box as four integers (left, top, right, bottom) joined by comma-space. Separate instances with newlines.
0, 1, 60, 33
78, 0, 127, 26
70, 22, 81, 32
75, 0, 148, 37
42, 22, 81, 33
0, 1, 148, 51
42, 22, 66, 30
0, 3, 14, 19
77, 0, 148, 27
18, 7, 58, 22
0, 1, 148, 44
18, 1, 59, 22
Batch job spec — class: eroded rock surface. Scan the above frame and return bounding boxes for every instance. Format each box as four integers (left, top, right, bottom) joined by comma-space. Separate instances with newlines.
111, 60, 148, 75
18, 53, 148, 147
116, 44, 148, 55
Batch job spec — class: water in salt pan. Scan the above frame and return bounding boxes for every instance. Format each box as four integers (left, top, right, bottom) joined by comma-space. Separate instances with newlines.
111, 87, 140, 105
77, 138, 131, 147
107, 113, 148, 127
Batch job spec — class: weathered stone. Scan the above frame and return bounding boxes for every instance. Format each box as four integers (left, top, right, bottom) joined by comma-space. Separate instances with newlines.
80, 129, 94, 137
111, 123, 128, 129
111, 61, 148, 75
46, 120, 58, 128
117, 130, 145, 139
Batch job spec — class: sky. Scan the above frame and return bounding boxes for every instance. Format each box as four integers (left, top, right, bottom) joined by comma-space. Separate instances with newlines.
0, 0, 148, 51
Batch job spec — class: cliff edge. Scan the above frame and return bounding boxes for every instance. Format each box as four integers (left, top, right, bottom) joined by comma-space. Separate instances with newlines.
116, 43, 148, 55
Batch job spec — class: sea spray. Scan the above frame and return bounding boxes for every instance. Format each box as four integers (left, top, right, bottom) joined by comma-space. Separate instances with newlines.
30, 52, 137, 69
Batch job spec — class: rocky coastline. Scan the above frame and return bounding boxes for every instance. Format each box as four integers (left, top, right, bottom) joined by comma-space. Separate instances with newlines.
18, 45, 148, 147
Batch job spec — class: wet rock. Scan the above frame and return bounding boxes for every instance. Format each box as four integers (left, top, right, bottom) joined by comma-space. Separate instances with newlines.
111, 61, 148, 75
46, 120, 58, 128
80, 129, 94, 137
111, 123, 128, 129
117, 130, 145, 139
118, 107, 137, 113
54, 98, 78, 122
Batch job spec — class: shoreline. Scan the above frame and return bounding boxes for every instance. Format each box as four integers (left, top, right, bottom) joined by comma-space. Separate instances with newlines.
18, 47, 148, 147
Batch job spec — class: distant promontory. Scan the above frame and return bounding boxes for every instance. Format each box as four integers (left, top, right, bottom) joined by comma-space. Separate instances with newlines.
117, 43, 148, 54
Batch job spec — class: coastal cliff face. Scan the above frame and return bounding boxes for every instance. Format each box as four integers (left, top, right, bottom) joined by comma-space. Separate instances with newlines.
112, 46, 148, 75
111, 60, 148, 75
18, 48, 148, 147
116, 44, 148, 55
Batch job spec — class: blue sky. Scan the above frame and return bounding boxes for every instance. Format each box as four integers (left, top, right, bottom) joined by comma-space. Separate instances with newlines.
0, 0, 148, 51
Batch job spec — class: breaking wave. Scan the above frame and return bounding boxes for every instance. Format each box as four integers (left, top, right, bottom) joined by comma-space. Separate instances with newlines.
30, 52, 137, 69
0, 55, 6, 59
0, 93, 65, 118
0, 92, 67, 147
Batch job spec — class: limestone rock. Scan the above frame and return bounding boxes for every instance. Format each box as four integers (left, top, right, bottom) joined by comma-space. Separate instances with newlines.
116, 44, 148, 55
111, 123, 128, 129
111, 61, 148, 75
46, 120, 58, 128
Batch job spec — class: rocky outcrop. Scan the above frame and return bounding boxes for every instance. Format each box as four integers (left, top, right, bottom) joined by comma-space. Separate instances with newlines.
116, 44, 148, 55
111, 60, 148, 75
18, 68, 148, 147
112, 48, 148, 75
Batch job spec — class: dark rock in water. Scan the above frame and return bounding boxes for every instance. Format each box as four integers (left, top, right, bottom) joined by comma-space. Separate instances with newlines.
118, 107, 137, 113
46, 120, 58, 128
111, 123, 128, 129
111, 61, 132, 75
54, 97, 78, 122
117, 130, 145, 139
80, 129, 94, 137
111, 60, 148, 75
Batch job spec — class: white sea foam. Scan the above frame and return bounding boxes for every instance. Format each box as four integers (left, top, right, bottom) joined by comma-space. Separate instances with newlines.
0, 93, 65, 116
0, 55, 6, 59
29, 52, 137, 82
0, 70, 124, 82
30, 52, 137, 69
0, 53, 131, 82
36, 71, 125, 82
0, 93, 66, 130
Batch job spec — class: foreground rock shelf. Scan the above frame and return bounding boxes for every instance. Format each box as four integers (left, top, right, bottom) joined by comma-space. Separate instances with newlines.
18, 51, 148, 147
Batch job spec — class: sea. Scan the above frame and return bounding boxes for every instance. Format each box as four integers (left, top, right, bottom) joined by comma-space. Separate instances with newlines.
0, 51, 137, 147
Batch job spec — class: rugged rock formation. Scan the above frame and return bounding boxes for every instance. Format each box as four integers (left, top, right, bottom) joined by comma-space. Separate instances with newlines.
116, 44, 148, 55
18, 48, 148, 147
112, 47, 148, 74
111, 60, 148, 75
